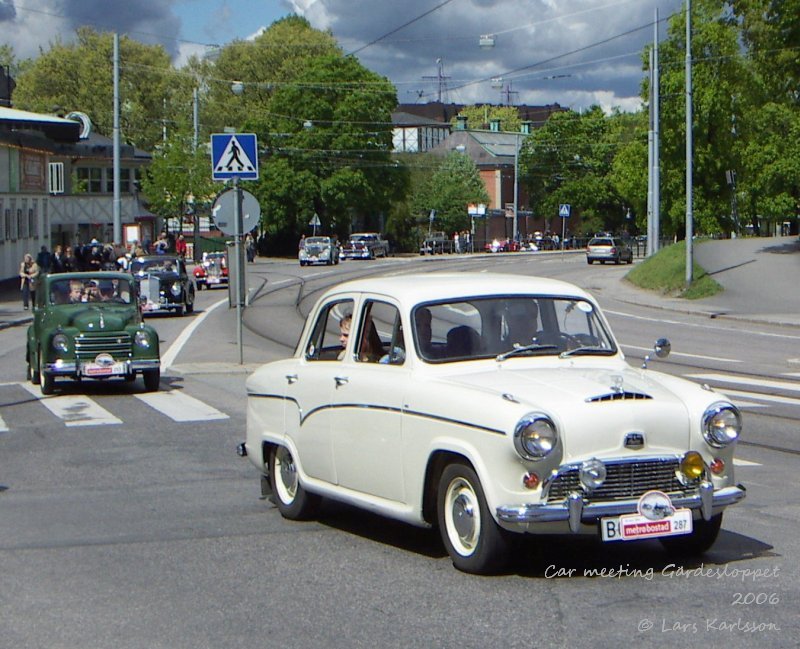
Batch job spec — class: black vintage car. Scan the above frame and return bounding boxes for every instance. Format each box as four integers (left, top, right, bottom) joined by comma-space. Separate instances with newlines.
130, 256, 196, 316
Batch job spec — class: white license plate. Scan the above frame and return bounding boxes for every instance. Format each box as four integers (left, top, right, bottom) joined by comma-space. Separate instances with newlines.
601, 509, 693, 542
82, 361, 125, 377
208, 277, 220, 283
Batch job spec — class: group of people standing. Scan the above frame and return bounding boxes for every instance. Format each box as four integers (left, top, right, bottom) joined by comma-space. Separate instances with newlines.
18, 241, 127, 309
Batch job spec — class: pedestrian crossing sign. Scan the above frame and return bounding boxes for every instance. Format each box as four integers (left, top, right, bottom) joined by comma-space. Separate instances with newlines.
211, 133, 259, 181
559, 203, 571, 218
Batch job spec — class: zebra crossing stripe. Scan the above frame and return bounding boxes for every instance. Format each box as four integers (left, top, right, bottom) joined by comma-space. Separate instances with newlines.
733, 458, 761, 467
718, 388, 800, 407
687, 373, 800, 393
134, 390, 229, 422
19, 384, 122, 426
0, 413, 8, 433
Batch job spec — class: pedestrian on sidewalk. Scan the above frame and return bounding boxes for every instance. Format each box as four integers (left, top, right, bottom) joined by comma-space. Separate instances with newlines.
19, 253, 40, 310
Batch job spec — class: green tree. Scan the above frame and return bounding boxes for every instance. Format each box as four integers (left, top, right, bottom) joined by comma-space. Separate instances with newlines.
453, 105, 522, 132
412, 152, 489, 235
140, 131, 218, 230
655, 1, 751, 236
520, 107, 624, 234
12, 28, 175, 150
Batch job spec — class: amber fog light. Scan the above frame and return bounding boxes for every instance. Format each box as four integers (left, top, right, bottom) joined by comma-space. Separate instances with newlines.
710, 458, 725, 475
523, 472, 540, 489
680, 451, 706, 480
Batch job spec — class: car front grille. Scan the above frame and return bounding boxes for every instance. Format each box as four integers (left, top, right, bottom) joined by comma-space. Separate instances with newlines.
75, 332, 133, 360
545, 458, 687, 502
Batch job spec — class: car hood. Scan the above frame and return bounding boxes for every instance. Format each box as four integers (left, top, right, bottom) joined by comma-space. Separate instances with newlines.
48, 305, 140, 332
445, 365, 693, 460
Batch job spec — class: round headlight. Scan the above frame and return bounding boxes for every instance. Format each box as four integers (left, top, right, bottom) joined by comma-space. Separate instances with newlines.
170, 282, 182, 297
134, 330, 151, 349
579, 458, 607, 490
514, 414, 558, 460
702, 403, 741, 448
52, 333, 69, 353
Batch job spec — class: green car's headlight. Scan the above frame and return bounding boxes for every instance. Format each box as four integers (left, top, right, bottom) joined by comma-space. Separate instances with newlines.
134, 330, 151, 349
52, 333, 69, 353
702, 402, 741, 448
514, 413, 558, 460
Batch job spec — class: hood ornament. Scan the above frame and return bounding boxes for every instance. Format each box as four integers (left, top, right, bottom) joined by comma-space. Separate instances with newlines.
99, 312, 105, 329
610, 374, 624, 393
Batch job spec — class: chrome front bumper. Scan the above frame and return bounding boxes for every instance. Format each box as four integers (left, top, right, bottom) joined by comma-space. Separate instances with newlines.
45, 358, 161, 376
496, 482, 746, 533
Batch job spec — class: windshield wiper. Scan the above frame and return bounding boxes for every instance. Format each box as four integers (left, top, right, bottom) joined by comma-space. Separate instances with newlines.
559, 347, 615, 359
496, 343, 558, 361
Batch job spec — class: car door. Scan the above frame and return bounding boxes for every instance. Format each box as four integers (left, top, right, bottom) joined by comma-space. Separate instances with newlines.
329, 299, 408, 502
285, 297, 354, 486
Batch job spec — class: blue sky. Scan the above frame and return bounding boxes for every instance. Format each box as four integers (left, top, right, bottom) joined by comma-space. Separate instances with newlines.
3, 0, 685, 112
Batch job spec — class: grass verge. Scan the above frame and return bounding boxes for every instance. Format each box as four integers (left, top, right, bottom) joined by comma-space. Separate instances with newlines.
625, 240, 722, 300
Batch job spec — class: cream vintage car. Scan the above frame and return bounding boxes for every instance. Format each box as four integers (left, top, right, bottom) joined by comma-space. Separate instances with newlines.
240, 273, 745, 574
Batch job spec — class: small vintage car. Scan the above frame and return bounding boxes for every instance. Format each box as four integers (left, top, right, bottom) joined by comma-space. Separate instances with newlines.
299, 236, 340, 266
194, 251, 229, 289
131, 255, 195, 315
26, 271, 161, 394
241, 273, 745, 574
341, 232, 390, 260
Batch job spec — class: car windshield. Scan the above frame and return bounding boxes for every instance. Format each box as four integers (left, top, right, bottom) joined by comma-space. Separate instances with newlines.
131, 259, 179, 275
49, 277, 133, 305
413, 296, 616, 363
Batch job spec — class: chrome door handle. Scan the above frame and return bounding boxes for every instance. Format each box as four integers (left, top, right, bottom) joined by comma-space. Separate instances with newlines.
285, 374, 298, 384
334, 376, 349, 387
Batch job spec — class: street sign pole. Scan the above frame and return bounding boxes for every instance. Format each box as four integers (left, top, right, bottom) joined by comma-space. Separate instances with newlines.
234, 176, 243, 365
211, 132, 258, 366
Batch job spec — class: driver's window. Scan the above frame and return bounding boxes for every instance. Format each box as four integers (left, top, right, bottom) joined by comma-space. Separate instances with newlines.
305, 299, 354, 361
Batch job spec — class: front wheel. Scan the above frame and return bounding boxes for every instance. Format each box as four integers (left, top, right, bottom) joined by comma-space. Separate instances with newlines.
437, 462, 512, 574
143, 368, 160, 392
39, 351, 54, 395
269, 446, 320, 520
659, 513, 722, 555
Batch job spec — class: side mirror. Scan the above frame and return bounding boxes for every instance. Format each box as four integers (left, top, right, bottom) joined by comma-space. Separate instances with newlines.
642, 338, 671, 369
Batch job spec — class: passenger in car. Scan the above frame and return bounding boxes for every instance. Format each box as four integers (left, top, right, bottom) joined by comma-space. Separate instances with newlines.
358, 318, 384, 363
337, 313, 352, 360
446, 325, 481, 357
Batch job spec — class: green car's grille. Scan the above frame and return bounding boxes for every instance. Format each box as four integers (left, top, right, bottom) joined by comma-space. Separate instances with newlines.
546, 458, 688, 502
75, 333, 133, 360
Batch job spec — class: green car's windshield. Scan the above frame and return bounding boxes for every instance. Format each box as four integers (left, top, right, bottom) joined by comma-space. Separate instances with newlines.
49, 278, 133, 305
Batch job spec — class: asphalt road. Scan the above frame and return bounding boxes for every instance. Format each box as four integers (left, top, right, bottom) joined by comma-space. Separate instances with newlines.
1, 244, 799, 649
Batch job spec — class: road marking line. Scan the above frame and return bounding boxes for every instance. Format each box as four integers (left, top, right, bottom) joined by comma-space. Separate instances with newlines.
605, 309, 800, 340
20, 383, 121, 426
727, 400, 768, 409
687, 373, 800, 393
716, 388, 800, 406
622, 344, 741, 363
733, 458, 761, 467
0, 413, 7, 433
162, 298, 227, 370
134, 390, 229, 422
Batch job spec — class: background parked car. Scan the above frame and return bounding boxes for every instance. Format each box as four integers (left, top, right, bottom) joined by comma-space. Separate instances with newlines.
586, 237, 633, 264
419, 231, 453, 255
341, 232, 390, 260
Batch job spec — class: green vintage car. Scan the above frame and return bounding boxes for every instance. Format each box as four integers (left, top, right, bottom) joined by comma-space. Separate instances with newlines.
26, 271, 161, 395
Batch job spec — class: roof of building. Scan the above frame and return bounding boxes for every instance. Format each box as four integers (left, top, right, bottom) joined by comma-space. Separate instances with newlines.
427, 129, 522, 167
0, 106, 81, 142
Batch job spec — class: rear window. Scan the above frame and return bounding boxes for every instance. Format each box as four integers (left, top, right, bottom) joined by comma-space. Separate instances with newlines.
588, 238, 613, 246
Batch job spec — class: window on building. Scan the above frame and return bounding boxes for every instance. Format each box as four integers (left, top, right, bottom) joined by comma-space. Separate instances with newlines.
76, 167, 102, 193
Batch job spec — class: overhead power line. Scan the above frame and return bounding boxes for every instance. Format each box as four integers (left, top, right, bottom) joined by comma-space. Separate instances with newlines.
348, 0, 458, 56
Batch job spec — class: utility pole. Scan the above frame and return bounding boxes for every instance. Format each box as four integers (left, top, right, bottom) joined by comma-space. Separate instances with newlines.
112, 33, 121, 245
685, 0, 694, 286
